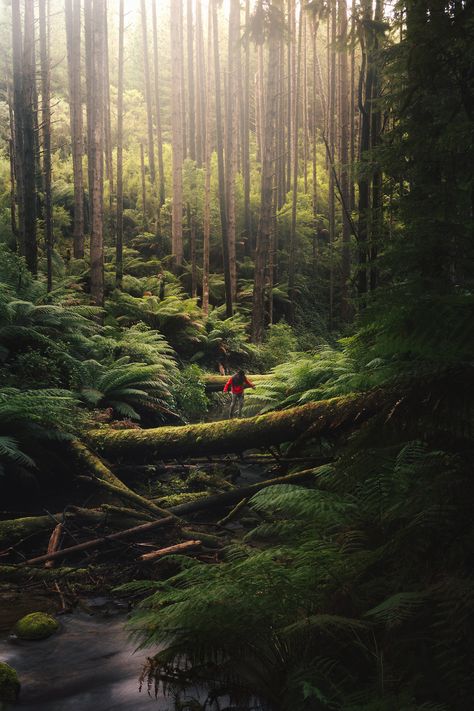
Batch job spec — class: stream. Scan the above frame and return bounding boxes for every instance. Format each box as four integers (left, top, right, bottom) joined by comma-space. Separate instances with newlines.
0, 599, 172, 710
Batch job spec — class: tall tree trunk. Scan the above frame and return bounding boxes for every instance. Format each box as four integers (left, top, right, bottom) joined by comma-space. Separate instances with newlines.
202, 0, 212, 315
103, 1, 113, 196
84, 0, 94, 231
194, 0, 206, 167
65, 0, 84, 259
226, 0, 239, 301
288, 6, 303, 324
140, 143, 147, 229
251, 10, 280, 343
357, 0, 374, 299
311, 18, 319, 275
370, 0, 383, 293
286, 0, 293, 194
22, 0, 38, 275
303, 13, 308, 194
170, 0, 184, 267
328, 2, 337, 327
11, 0, 25, 254
89, 0, 105, 306
116, 0, 124, 287
212, 0, 233, 316
152, 0, 166, 209
339, 0, 352, 320
140, 0, 156, 185
39, 0, 53, 291
186, 0, 196, 162
240, 0, 250, 244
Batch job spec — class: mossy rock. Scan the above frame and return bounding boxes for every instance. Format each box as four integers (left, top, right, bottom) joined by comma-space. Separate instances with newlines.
0, 662, 20, 703
15, 612, 59, 641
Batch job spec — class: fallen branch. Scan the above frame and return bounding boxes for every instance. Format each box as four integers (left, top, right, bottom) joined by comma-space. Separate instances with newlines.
217, 497, 249, 527
45, 523, 63, 569
19, 516, 176, 567
77, 475, 173, 520
138, 539, 202, 562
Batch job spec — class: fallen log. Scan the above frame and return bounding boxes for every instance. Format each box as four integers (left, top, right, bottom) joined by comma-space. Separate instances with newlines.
19, 516, 176, 567
89, 390, 389, 462
203, 374, 269, 393
77, 475, 174, 520
138, 539, 202, 562
0, 565, 89, 582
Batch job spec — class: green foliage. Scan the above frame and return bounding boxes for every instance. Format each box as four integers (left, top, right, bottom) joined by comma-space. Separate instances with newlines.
73, 357, 177, 422
257, 321, 298, 370
173, 365, 209, 422
129, 428, 474, 710
0, 387, 77, 475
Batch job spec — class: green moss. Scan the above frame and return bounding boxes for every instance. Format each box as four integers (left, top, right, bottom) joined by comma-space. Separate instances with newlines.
155, 491, 209, 508
15, 612, 59, 640
0, 662, 20, 702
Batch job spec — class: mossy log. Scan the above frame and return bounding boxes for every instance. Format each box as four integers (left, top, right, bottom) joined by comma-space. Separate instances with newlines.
70, 440, 173, 519
203, 374, 269, 392
89, 390, 389, 462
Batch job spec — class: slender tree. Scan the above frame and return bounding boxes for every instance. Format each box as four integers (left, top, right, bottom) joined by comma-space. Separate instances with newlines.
226, 0, 240, 301
116, 0, 124, 287
194, 0, 206, 167
11, 0, 24, 254
39, 0, 53, 291
212, 0, 233, 316
328, 2, 337, 326
288, 6, 303, 323
22, 0, 38, 275
152, 0, 166, 209
202, 0, 212, 315
89, 0, 105, 306
170, 0, 184, 267
242, 0, 252, 249
252, 1, 281, 342
140, 0, 156, 185
339, 0, 352, 319
186, 0, 196, 162
65, 0, 84, 258
103, 1, 113, 196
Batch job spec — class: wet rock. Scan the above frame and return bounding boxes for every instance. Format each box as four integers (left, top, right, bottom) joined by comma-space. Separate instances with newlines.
14, 612, 59, 641
0, 661, 20, 702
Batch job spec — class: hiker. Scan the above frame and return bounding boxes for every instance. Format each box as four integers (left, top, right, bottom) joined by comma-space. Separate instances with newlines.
223, 370, 255, 419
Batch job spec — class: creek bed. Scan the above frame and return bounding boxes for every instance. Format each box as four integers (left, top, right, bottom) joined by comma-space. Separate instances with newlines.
0, 598, 170, 710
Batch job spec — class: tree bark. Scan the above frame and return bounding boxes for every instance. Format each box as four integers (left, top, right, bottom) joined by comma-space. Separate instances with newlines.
251, 11, 280, 343
116, 0, 124, 287
22, 0, 38, 275
140, 0, 156, 185
202, 0, 212, 315
212, 0, 233, 316
339, 0, 352, 320
186, 0, 196, 162
89, 0, 105, 306
11, 0, 24, 254
170, 0, 184, 267
226, 0, 240, 302
65, 0, 84, 259
152, 0, 166, 209
39, 0, 53, 292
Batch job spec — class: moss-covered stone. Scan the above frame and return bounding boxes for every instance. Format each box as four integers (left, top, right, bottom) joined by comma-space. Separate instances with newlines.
0, 662, 20, 702
15, 612, 59, 641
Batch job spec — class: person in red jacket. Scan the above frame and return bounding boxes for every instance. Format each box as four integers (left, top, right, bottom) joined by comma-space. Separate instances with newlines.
223, 369, 255, 418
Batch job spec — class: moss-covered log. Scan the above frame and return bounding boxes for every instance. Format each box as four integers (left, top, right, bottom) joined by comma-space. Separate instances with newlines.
89, 389, 389, 462
203, 374, 270, 392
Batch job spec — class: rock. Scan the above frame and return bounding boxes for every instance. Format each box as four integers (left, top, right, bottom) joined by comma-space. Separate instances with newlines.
0, 662, 20, 702
14, 612, 59, 641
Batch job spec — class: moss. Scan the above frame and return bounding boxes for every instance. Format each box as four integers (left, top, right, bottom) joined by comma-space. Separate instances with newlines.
186, 469, 235, 491
155, 491, 209, 508
0, 662, 20, 703
15, 612, 59, 640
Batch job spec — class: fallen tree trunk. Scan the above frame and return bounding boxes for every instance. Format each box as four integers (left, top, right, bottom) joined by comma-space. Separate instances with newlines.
89, 390, 389, 462
138, 539, 202, 562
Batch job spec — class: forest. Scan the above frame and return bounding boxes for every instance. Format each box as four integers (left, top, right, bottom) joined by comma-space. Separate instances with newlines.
0, 0, 473, 709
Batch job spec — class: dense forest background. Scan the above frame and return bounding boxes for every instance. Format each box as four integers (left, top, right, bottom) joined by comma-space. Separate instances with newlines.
0, 0, 474, 709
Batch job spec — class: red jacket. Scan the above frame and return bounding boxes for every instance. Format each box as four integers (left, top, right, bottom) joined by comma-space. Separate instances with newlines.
224, 376, 254, 395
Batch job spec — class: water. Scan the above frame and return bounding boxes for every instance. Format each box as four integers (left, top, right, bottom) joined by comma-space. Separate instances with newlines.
0, 605, 171, 710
